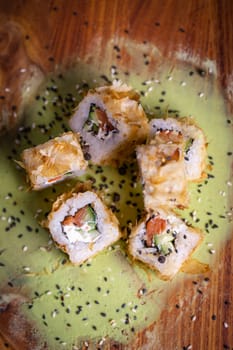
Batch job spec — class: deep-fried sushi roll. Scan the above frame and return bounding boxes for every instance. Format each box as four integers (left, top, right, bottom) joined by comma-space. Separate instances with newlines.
129, 208, 202, 279
69, 81, 149, 166
136, 131, 189, 209
19, 132, 87, 190
47, 189, 121, 264
149, 118, 207, 181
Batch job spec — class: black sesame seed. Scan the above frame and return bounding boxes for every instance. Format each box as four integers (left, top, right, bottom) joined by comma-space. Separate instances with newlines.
113, 192, 120, 202
211, 314, 217, 320
100, 312, 106, 317
158, 255, 166, 263
179, 27, 185, 32
196, 68, 206, 77
113, 45, 120, 52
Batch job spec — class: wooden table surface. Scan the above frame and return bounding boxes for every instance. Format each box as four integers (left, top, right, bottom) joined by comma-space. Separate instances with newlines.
0, 1, 233, 349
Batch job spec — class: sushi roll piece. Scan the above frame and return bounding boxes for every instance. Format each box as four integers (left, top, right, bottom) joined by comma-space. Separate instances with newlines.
136, 131, 189, 210
69, 80, 149, 166
47, 188, 121, 264
129, 208, 202, 279
19, 132, 88, 190
149, 117, 207, 181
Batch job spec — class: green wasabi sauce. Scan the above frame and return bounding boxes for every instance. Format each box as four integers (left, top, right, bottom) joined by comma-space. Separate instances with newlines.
0, 60, 232, 349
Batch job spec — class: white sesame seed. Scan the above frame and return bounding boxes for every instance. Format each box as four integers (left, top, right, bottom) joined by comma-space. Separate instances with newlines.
198, 92, 204, 98
110, 319, 117, 327
22, 245, 28, 252
223, 321, 229, 328
227, 181, 232, 186
154, 79, 160, 83
209, 249, 216, 254
23, 266, 30, 272
18, 185, 24, 191
5, 87, 10, 92
180, 81, 187, 86
148, 86, 154, 92
20, 68, 27, 73
219, 190, 226, 197
191, 315, 197, 321
1, 216, 6, 221
46, 290, 52, 295
207, 242, 213, 247
39, 246, 47, 252
167, 76, 173, 81
98, 338, 106, 346
52, 310, 58, 318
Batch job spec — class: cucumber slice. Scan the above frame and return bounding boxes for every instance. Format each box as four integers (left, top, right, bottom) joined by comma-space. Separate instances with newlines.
84, 104, 100, 134
184, 137, 194, 153
153, 232, 175, 255
83, 205, 96, 224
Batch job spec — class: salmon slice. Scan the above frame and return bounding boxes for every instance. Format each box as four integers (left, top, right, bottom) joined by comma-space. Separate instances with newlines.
146, 216, 166, 247
95, 108, 115, 132
62, 206, 88, 227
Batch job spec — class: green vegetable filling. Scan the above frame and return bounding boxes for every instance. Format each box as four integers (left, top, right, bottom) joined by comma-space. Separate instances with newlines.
153, 232, 175, 255
84, 104, 100, 135
184, 137, 194, 153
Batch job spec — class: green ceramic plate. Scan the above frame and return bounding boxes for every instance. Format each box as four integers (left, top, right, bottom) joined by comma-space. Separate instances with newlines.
0, 58, 232, 349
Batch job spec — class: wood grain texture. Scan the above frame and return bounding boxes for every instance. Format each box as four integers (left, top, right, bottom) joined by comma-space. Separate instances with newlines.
0, 0, 232, 349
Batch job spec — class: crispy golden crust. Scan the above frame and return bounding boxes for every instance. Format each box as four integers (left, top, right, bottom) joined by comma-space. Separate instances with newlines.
128, 209, 203, 280
20, 132, 87, 189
